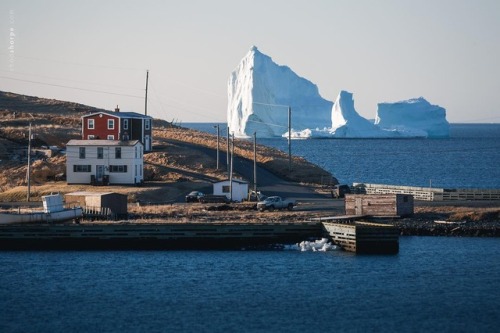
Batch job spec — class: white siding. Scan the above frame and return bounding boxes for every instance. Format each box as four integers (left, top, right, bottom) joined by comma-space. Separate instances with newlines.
66, 141, 143, 185
213, 180, 248, 202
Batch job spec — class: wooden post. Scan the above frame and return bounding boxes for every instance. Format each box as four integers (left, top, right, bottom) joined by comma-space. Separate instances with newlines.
27, 122, 32, 202
253, 132, 257, 192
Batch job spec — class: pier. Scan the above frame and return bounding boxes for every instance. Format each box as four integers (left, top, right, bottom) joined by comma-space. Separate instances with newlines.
322, 221, 399, 254
0, 222, 322, 250
0, 219, 399, 253
355, 183, 500, 201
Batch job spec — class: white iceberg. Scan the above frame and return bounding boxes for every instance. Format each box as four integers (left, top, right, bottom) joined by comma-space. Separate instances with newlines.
228, 47, 449, 139
227, 46, 333, 138
375, 97, 450, 138
330, 90, 396, 138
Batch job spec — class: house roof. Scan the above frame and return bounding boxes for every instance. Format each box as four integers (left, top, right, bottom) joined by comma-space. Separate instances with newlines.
214, 179, 249, 185
66, 191, 127, 197
66, 139, 142, 147
82, 111, 152, 120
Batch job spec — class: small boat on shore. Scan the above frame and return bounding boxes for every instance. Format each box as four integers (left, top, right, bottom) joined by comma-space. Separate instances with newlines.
0, 194, 82, 224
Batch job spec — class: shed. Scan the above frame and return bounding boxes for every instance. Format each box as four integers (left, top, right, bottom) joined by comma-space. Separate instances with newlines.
344, 194, 414, 217
65, 192, 128, 219
213, 179, 249, 202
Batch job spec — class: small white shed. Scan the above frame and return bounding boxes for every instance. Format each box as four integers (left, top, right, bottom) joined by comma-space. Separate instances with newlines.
213, 179, 249, 202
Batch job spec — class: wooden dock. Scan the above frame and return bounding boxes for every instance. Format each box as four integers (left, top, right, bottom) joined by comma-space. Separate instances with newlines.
0, 222, 322, 250
322, 221, 399, 254
355, 183, 500, 201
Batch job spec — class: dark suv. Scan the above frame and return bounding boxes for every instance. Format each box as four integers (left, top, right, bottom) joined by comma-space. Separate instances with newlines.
185, 191, 204, 203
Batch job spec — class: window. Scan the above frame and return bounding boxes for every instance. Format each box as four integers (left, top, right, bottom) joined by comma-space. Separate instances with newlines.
108, 119, 115, 130
79, 147, 85, 159
87, 135, 95, 139
145, 119, 150, 130
115, 147, 121, 159
222, 185, 230, 193
88, 119, 94, 129
135, 146, 138, 158
109, 165, 127, 173
74, 165, 91, 172
97, 147, 103, 159
107, 135, 114, 140
123, 119, 129, 130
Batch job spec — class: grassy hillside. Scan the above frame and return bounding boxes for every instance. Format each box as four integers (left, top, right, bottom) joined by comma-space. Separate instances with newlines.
0, 91, 337, 202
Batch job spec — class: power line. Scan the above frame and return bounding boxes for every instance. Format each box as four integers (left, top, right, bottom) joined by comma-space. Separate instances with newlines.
0, 69, 143, 92
0, 52, 145, 72
0, 75, 144, 99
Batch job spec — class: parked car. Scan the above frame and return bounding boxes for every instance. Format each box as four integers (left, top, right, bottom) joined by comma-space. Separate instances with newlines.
185, 191, 205, 203
257, 196, 296, 212
247, 191, 267, 202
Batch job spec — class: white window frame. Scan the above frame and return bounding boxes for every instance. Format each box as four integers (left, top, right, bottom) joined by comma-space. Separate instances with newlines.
88, 119, 95, 129
107, 135, 114, 140
123, 119, 129, 130
87, 135, 95, 139
108, 119, 115, 130
145, 119, 150, 130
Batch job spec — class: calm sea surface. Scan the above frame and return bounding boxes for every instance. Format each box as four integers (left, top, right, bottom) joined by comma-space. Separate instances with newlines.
1, 237, 499, 332
187, 123, 500, 189
1, 124, 499, 332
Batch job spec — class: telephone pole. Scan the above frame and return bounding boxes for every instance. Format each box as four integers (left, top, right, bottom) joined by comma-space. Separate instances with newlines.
226, 126, 230, 177
253, 132, 257, 192
288, 106, 292, 172
144, 70, 149, 116
214, 124, 220, 170
27, 122, 32, 202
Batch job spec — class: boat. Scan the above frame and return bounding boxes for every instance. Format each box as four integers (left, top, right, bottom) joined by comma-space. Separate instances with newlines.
0, 194, 82, 224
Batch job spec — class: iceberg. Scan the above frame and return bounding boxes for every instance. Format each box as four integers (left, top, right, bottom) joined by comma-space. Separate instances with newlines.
228, 47, 450, 138
227, 46, 333, 138
375, 97, 450, 138
330, 90, 393, 138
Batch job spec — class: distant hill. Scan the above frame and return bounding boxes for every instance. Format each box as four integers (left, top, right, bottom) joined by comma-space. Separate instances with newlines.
0, 91, 107, 116
0, 90, 336, 200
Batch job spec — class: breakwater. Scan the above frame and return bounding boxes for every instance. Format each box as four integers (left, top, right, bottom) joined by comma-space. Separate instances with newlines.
0, 222, 322, 250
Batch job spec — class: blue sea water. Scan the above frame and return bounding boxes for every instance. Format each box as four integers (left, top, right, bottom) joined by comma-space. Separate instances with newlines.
1, 123, 499, 332
186, 123, 500, 189
1, 237, 499, 332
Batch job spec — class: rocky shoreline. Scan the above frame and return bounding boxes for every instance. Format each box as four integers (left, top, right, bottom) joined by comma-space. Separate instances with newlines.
393, 219, 499, 237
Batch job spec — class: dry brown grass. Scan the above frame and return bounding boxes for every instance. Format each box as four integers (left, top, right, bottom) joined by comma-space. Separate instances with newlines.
153, 124, 336, 185
415, 205, 500, 222
127, 202, 324, 223
1, 96, 336, 203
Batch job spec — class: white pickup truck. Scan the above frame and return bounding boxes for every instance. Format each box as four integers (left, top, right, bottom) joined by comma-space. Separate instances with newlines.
257, 196, 296, 212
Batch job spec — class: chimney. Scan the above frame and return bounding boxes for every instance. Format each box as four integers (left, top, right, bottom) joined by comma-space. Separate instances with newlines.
115, 105, 120, 112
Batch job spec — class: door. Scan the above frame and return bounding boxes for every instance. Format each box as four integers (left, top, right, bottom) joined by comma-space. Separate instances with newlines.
145, 135, 150, 151
96, 165, 104, 182
355, 197, 363, 215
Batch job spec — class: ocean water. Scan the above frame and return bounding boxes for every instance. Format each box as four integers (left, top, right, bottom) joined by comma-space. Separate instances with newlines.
1, 123, 499, 332
187, 123, 500, 189
1, 237, 499, 332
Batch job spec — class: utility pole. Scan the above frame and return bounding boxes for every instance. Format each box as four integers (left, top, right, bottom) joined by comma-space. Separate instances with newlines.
253, 132, 257, 192
214, 124, 220, 170
26, 122, 32, 202
229, 132, 234, 202
145, 70, 149, 116
288, 106, 292, 172
226, 126, 230, 177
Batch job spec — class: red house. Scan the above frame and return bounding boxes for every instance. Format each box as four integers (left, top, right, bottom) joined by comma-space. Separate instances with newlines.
81, 107, 153, 151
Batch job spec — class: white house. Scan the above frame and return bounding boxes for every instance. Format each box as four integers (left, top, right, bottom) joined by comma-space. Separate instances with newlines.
213, 179, 249, 202
66, 140, 143, 185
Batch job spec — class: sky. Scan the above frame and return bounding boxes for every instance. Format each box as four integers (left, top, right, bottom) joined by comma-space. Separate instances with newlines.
1, 0, 499, 123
